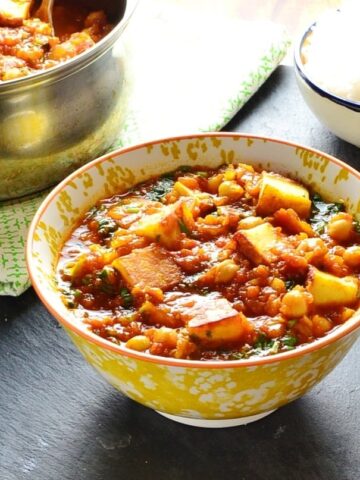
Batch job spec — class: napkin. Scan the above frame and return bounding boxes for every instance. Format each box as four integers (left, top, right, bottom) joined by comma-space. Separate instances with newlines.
0, 1, 289, 296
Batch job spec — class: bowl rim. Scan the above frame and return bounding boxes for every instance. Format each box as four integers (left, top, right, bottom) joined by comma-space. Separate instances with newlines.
0, 0, 138, 92
294, 16, 360, 112
27, 132, 360, 369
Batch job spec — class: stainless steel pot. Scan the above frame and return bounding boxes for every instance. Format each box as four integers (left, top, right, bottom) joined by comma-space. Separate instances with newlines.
0, 0, 138, 200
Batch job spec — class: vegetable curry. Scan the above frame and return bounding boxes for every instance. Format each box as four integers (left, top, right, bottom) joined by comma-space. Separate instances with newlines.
0, 0, 113, 81
57, 162, 360, 360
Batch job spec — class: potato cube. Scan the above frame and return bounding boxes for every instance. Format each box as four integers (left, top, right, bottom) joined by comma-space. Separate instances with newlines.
0, 0, 32, 26
235, 222, 281, 265
256, 173, 311, 218
130, 205, 182, 249
182, 294, 254, 346
306, 266, 358, 307
112, 244, 182, 290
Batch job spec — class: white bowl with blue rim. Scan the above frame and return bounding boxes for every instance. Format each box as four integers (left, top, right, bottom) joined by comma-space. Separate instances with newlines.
294, 15, 360, 148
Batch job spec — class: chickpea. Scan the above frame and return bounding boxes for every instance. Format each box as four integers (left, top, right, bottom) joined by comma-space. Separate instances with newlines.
265, 297, 282, 317
246, 285, 260, 299
218, 181, 244, 200
327, 213, 353, 242
262, 319, 286, 338
323, 253, 350, 276
270, 277, 286, 293
125, 335, 151, 352
312, 315, 332, 337
223, 167, 236, 181
280, 288, 310, 318
294, 315, 313, 339
237, 216, 263, 230
214, 259, 239, 283
344, 245, 360, 268
296, 238, 327, 264
339, 307, 355, 323
152, 327, 178, 348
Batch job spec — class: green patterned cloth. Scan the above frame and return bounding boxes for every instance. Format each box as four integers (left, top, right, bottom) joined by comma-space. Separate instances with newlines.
0, 2, 289, 295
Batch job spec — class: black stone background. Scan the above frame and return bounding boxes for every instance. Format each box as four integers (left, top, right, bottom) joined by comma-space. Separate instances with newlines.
1, 66, 359, 480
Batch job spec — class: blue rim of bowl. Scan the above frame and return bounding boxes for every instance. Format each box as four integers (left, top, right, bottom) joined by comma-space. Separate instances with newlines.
294, 19, 360, 113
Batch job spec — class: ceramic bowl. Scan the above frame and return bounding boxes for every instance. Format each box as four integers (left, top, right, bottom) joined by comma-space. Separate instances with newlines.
27, 133, 360, 428
294, 20, 360, 147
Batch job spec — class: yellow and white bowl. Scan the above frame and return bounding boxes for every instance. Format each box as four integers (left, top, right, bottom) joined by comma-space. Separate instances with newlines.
27, 133, 360, 427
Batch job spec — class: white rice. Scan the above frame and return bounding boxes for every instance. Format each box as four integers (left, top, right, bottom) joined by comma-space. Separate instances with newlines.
301, 2, 360, 102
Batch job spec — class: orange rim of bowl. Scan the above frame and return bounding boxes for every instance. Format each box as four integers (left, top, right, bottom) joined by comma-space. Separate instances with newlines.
27, 132, 360, 369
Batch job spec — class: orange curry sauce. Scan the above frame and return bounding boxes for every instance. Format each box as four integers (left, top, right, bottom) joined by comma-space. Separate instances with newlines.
57, 163, 360, 360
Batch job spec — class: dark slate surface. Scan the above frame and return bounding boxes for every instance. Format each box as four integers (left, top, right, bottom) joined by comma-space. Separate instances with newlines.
1, 66, 360, 480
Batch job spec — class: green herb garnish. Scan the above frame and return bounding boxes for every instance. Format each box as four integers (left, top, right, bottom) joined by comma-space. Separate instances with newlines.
178, 165, 192, 173
123, 206, 140, 214
97, 217, 118, 237
146, 177, 175, 202
81, 274, 92, 286
254, 333, 275, 350
310, 193, 345, 234
287, 319, 298, 328
86, 204, 106, 220
282, 335, 297, 348
353, 219, 360, 234
178, 219, 191, 235
120, 288, 134, 308
285, 279, 296, 290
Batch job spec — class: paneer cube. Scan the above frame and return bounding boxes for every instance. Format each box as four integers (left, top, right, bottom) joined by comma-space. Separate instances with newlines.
130, 205, 182, 249
0, 0, 32, 26
183, 294, 254, 346
306, 266, 358, 307
235, 222, 281, 265
112, 244, 182, 290
256, 173, 311, 218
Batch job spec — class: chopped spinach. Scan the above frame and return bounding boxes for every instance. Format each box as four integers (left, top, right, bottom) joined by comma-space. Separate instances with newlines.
282, 335, 297, 348
97, 218, 117, 236
99, 268, 109, 281
178, 219, 191, 235
145, 177, 174, 202
60, 285, 80, 308
249, 332, 298, 356
81, 274, 92, 286
123, 206, 140, 214
100, 283, 116, 295
98, 266, 118, 294
86, 204, 106, 220
178, 165, 192, 173
254, 334, 276, 351
160, 172, 176, 180
310, 193, 345, 234
353, 219, 360, 234
120, 288, 134, 308
287, 319, 298, 328
285, 279, 296, 290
